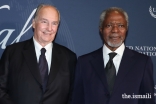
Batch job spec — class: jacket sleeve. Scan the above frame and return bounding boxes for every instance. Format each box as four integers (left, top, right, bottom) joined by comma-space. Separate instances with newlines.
67, 52, 77, 104
70, 57, 85, 104
0, 47, 14, 104
139, 56, 155, 104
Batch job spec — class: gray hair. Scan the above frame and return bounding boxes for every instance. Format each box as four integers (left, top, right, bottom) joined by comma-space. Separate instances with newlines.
33, 4, 60, 21
99, 7, 128, 28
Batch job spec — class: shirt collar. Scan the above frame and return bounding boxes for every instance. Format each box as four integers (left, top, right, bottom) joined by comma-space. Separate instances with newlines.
33, 37, 52, 53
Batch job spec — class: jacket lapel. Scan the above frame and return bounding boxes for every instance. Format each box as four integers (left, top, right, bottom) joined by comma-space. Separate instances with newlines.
113, 48, 136, 93
22, 38, 42, 85
90, 48, 109, 92
46, 43, 62, 87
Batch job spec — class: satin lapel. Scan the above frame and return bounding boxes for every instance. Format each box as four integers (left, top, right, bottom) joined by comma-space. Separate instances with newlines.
113, 48, 136, 93
90, 48, 109, 92
47, 43, 61, 87
22, 38, 42, 85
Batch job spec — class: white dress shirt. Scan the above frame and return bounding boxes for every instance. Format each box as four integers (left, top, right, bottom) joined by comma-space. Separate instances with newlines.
103, 43, 125, 75
33, 37, 52, 73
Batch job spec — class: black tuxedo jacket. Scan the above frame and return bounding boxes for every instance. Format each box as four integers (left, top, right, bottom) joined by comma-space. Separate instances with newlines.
0, 38, 77, 104
71, 47, 155, 104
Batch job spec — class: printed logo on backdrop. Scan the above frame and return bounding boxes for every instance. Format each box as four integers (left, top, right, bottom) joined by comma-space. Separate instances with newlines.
0, 5, 10, 10
149, 6, 156, 18
126, 46, 156, 56
0, 4, 35, 50
0, 2, 75, 57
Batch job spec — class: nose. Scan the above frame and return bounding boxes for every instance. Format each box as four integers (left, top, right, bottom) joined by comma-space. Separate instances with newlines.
111, 25, 119, 33
47, 24, 52, 31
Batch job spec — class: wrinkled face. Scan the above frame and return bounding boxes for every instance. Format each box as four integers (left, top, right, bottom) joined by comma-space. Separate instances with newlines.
32, 6, 59, 47
100, 11, 127, 51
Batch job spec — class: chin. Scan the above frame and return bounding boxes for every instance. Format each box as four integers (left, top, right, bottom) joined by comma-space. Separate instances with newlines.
107, 41, 123, 48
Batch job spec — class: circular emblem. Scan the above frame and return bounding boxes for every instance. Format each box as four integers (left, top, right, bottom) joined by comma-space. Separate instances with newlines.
149, 6, 156, 18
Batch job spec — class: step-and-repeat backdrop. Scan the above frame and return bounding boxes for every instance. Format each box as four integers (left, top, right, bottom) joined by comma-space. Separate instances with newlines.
1, 0, 156, 99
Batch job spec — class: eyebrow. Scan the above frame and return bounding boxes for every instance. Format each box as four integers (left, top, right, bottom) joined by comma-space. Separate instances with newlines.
106, 22, 125, 24
39, 18, 58, 22
39, 18, 48, 21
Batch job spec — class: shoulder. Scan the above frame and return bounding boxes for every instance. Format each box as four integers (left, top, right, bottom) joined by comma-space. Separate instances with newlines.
5, 39, 31, 51
78, 47, 102, 60
1, 39, 32, 61
125, 47, 150, 59
53, 42, 77, 58
125, 47, 152, 64
3, 39, 32, 56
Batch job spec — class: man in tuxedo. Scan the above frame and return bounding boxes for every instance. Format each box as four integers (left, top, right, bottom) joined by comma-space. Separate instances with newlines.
0, 4, 77, 104
71, 7, 155, 104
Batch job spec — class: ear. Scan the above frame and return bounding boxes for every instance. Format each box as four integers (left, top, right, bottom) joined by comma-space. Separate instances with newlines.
126, 26, 128, 31
32, 19, 36, 29
99, 27, 103, 34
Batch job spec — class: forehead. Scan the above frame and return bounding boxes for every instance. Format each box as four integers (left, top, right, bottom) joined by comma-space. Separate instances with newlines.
37, 6, 59, 20
104, 11, 126, 23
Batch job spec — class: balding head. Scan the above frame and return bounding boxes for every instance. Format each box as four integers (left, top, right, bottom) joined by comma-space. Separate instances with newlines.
34, 4, 60, 22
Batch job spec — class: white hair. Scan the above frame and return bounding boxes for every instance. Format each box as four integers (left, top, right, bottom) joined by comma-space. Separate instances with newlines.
99, 7, 128, 28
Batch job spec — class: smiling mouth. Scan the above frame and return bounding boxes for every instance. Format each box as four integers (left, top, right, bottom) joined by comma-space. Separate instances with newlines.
110, 36, 119, 40
43, 31, 52, 35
